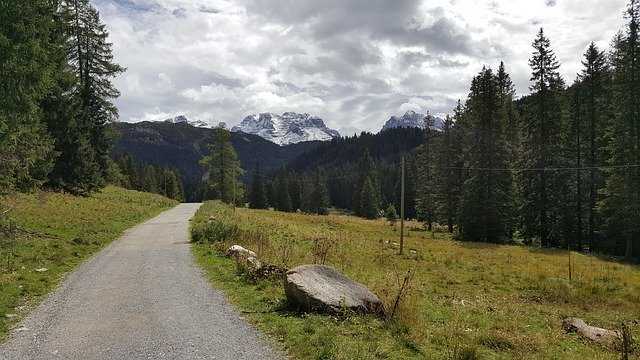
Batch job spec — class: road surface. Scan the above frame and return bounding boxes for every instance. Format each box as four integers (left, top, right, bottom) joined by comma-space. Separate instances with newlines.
0, 203, 283, 359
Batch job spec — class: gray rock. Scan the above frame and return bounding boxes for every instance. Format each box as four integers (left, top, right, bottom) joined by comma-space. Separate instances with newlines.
226, 245, 257, 259
562, 317, 621, 345
284, 265, 385, 316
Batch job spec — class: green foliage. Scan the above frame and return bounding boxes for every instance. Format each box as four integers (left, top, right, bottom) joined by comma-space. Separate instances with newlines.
385, 204, 399, 225
0, 0, 56, 193
518, 28, 569, 247
457, 67, 515, 243
600, 1, 640, 260
274, 171, 293, 212
190, 201, 241, 243
360, 176, 380, 219
352, 149, 382, 218
200, 123, 244, 204
249, 163, 268, 209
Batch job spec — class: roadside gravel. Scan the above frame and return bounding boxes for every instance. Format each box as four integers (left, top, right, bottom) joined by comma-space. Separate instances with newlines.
0, 203, 284, 359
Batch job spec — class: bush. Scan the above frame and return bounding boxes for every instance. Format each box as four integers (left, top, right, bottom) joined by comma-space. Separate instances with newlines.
190, 202, 239, 243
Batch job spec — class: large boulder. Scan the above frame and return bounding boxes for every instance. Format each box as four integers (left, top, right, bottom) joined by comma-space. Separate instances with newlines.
284, 265, 385, 316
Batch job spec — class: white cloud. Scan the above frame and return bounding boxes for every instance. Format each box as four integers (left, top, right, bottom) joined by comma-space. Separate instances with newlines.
95, 0, 628, 133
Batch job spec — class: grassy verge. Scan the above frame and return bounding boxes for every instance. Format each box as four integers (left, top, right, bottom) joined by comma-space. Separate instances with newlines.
191, 201, 640, 359
0, 186, 177, 338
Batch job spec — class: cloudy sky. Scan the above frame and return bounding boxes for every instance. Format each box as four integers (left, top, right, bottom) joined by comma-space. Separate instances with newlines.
94, 0, 627, 135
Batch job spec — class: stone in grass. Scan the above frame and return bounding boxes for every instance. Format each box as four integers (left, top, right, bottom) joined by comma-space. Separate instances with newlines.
562, 317, 621, 346
284, 264, 385, 317
226, 245, 257, 259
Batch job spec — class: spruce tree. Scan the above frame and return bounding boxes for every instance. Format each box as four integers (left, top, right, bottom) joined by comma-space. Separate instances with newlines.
249, 163, 268, 209
275, 171, 293, 212
416, 124, 436, 230
519, 28, 568, 247
432, 113, 463, 233
46, 0, 125, 194
577, 43, 611, 250
310, 169, 331, 215
200, 123, 244, 204
359, 176, 380, 219
351, 149, 381, 217
601, 1, 640, 259
457, 67, 514, 243
0, 0, 56, 192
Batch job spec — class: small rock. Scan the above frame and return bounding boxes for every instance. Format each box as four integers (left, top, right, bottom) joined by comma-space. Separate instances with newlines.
15, 325, 29, 332
226, 245, 257, 259
245, 256, 262, 271
35, 268, 48, 272
284, 264, 385, 316
4, 314, 17, 318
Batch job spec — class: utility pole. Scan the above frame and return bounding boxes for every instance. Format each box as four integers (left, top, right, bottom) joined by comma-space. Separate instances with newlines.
400, 156, 405, 255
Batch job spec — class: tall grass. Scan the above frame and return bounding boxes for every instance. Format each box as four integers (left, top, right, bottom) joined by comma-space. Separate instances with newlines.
192, 201, 640, 359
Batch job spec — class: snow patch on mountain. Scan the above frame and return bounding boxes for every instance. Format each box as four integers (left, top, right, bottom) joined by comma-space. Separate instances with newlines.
231, 112, 340, 146
381, 110, 444, 132
164, 115, 211, 129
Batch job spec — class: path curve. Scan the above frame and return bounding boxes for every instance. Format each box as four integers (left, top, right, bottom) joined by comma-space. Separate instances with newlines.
0, 203, 283, 359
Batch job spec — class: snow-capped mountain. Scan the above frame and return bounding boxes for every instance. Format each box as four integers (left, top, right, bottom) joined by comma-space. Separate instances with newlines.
163, 115, 211, 129
231, 112, 340, 146
380, 110, 444, 132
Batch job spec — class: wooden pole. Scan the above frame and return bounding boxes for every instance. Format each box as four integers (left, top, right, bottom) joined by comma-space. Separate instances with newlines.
400, 156, 405, 255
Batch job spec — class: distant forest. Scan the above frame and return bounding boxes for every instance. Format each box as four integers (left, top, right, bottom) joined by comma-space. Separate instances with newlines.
243, 3, 640, 261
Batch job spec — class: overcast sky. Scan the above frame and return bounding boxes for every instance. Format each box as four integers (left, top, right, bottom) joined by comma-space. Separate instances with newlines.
94, 0, 628, 135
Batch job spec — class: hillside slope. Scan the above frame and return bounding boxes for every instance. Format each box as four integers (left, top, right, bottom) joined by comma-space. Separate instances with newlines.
0, 187, 176, 338
111, 121, 322, 199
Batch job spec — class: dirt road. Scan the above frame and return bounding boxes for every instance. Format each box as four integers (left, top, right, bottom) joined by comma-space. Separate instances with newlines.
0, 203, 283, 359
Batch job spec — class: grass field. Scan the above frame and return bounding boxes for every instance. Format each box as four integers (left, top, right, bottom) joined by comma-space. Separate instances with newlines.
0, 186, 177, 338
192, 201, 640, 360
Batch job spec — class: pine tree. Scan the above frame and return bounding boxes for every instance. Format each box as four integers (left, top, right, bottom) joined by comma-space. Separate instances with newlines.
200, 123, 244, 204
432, 112, 463, 233
601, 1, 640, 260
0, 0, 56, 192
359, 176, 380, 219
351, 149, 381, 217
249, 163, 269, 209
519, 28, 568, 247
140, 165, 159, 194
576, 43, 612, 251
457, 67, 514, 243
416, 124, 436, 230
46, 0, 125, 194
310, 169, 331, 215
275, 171, 293, 212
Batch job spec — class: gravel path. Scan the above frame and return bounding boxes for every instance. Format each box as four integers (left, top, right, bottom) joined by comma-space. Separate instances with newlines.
0, 203, 284, 360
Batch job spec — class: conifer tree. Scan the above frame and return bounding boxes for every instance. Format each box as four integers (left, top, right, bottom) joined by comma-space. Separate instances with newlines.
519, 28, 568, 247
0, 0, 56, 192
432, 113, 462, 233
249, 163, 268, 209
416, 123, 436, 230
45, 0, 125, 194
359, 176, 381, 219
275, 171, 293, 212
457, 67, 514, 243
576, 43, 612, 250
310, 169, 331, 215
601, 0, 640, 259
351, 149, 381, 217
200, 123, 244, 204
